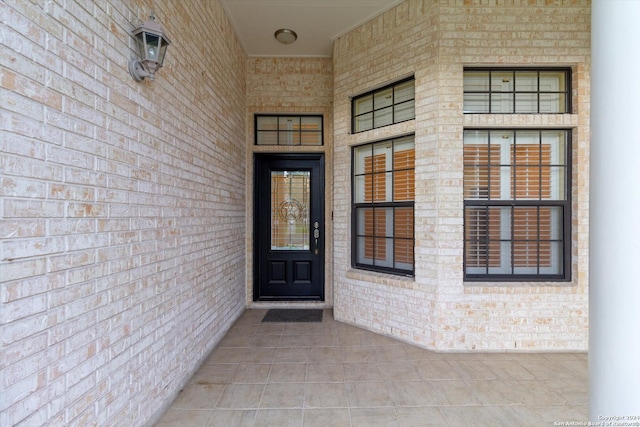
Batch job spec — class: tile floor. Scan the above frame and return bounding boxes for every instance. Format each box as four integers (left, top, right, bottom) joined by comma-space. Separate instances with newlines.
155, 309, 588, 427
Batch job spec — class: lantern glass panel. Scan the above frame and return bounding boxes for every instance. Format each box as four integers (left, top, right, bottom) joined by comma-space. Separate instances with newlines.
135, 33, 145, 61
158, 40, 168, 65
144, 33, 161, 61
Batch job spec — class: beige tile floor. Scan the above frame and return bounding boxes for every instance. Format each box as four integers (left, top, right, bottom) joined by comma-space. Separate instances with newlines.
155, 309, 588, 427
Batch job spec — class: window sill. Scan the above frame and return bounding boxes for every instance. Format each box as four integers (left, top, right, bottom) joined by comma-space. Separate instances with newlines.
463, 280, 576, 288
346, 268, 415, 289
347, 120, 415, 144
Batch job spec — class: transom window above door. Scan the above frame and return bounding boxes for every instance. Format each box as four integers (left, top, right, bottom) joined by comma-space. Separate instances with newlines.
463, 68, 571, 114
352, 77, 415, 133
255, 114, 323, 146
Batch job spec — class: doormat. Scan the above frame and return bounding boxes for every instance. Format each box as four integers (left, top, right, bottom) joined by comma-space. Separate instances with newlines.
262, 309, 323, 323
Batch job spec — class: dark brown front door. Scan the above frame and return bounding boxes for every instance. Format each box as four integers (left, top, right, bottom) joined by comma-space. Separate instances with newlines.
253, 154, 324, 301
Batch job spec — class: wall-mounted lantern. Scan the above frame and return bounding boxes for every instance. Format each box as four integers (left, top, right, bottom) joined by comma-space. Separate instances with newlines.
129, 12, 171, 82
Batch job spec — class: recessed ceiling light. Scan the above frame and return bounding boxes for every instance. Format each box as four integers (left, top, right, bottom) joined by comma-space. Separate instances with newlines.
274, 28, 297, 45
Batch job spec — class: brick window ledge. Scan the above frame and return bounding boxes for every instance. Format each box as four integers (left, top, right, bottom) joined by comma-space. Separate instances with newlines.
346, 268, 415, 290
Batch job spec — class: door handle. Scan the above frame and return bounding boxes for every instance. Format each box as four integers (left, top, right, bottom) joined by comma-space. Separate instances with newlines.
313, 222, 320, 254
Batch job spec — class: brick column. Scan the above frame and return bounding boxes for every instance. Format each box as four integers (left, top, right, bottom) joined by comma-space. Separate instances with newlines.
590, 0, 640, 420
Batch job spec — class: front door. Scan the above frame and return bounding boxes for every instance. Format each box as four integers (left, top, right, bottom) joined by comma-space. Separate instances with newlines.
254, 154, 324, 301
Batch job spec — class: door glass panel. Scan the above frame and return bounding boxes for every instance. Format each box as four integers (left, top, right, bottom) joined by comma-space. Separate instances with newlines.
271, 171, 310, 250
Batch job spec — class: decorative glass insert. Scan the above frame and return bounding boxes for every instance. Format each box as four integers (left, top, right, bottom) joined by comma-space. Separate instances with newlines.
256, 115, 323, 146
352, 136, 415, 275
352, 77, 415, 133
463, 68, 570, 114
271, 171, 310, 250
463, 129, 571, 280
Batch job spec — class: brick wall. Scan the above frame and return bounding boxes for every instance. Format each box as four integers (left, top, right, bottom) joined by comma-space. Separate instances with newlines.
0, 1, 246, 425
332, 0, 590, 351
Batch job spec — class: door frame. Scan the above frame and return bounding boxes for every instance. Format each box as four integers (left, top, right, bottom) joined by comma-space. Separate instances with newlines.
253, 153, 325, 301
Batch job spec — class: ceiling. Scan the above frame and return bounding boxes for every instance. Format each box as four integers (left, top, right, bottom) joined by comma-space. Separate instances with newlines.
219, 0, 405, 58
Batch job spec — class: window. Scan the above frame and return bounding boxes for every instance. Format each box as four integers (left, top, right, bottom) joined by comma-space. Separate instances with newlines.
352, 136, 415, 275
463, 129, 571, 280
352, 77, 415, 133
463, 68, 571, 113
255, 115, 323, 146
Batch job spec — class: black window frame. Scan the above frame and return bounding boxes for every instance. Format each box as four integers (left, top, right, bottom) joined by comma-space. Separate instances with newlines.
254, 114, 324, 146
351, 77, 415, 134
463, 128, 572, 282
351, 136, 415, 276
463, 67, 572, 114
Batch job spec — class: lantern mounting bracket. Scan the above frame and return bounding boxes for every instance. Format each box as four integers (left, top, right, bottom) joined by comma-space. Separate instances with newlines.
129, 59, 152, 82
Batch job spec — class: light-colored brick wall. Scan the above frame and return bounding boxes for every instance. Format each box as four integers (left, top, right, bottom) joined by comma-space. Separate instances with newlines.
245, 57, 334, 307
332, 0, 590, 351
0, 1, 246, 425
